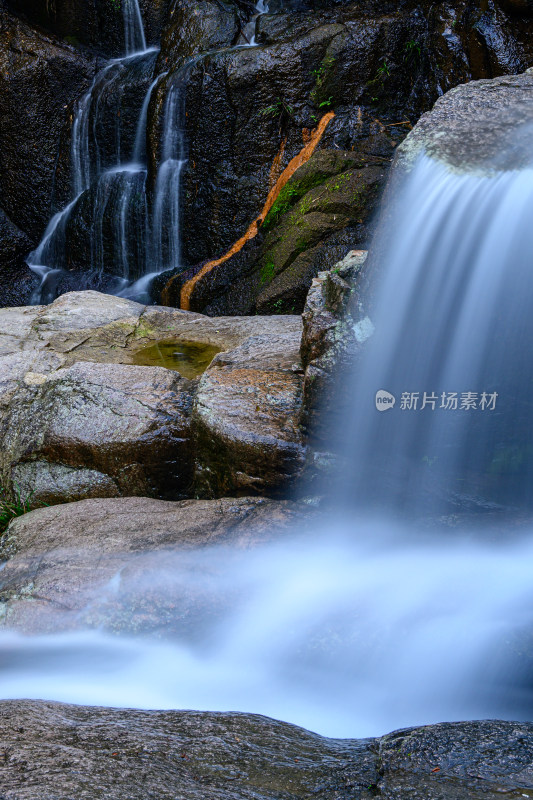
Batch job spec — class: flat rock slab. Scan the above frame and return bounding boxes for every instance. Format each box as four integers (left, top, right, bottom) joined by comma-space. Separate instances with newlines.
0, 701, 532, 799
0, 291, 305, 503
0, 495, 316, 634
396, 71, 533, 174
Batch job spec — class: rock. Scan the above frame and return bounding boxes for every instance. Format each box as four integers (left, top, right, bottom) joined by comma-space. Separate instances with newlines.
2, 360, 195, 504
0, 495, 315, 634
0, 700, 379, 800
0, 702, 532, 799
0, 10, 95, 241
193, 316, 305, 497
300, 249, 369, 449
395, 70, 533, 175
0, 291, 305, 505
0, 208, 37, 306
158, 0, 240, 65
377, 719, 533, 799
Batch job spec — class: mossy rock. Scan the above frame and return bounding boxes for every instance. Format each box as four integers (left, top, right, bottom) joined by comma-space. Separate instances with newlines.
254, 152, 383, 312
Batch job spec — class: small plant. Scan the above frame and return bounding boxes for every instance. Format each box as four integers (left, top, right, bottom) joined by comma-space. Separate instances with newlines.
319, 97, 334, 109
0, 485, 37, 533
404, 40, 422, 62
312, 55, 336, 87
376, 59, 391, 78
259, 98, 294, 119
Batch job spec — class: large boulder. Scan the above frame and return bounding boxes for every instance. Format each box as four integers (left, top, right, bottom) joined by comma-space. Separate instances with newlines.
0, 10, 95, 241
193, 317, 305, 496
0, 494, 314, 633
300, 249, 368, 447
395, 70, 533, 175
0, 702, 532, 799
0, 291, 305, 505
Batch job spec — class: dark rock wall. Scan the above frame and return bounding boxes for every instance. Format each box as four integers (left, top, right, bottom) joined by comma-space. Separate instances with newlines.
157, 0, 533, 314
2, 0, 533, 310
0, 10, 95, 240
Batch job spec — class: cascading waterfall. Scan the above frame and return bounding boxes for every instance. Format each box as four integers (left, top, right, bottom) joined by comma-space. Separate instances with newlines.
338, 155, 533, 515
6, 151, 533, 737
28, 0, 270, 305
28, 0, 187, 303
123, 0, 147, 54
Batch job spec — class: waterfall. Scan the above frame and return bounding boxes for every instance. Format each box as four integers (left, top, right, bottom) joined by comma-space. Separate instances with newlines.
27, 0, 188, 303
9, 150, 533, 736
338, 155, 533, 515
123, 0, 147, 55
151, 77, 187, 274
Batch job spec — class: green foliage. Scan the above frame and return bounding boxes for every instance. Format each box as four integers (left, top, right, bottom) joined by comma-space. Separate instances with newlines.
328, 171, 351, 192
110, 0, 122, 9
312, 55, 336, 87
376, 59, 391, 79
0, 485, 39, 533
310, 55, 336, 106
263, 186, 303, 231
404, 40, 422, 63
259, 98, 294, 120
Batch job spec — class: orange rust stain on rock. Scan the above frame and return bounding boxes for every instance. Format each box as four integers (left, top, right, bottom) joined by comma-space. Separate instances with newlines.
176, 111, 335, 311
269, 136, 287, 191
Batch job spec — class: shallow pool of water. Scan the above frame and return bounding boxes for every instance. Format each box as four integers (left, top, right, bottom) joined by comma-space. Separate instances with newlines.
130, 340, 221, 378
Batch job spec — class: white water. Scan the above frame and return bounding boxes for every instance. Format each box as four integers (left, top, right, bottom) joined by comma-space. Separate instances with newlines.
1, 523, 533, 737
7, 154, 533, 736
242, 0, 269, 46
339, 156, 533, 513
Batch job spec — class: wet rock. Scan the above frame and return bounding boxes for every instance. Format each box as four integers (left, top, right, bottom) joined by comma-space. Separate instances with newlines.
0, 701, 532, 799
0, 10, 95, 240
0, 291, 305, 505
0, 208, 37, 306
158, 0, 240, 65
0, 700, 379, 800
301, 249, 368, 447
377, 719, 533, 799
153, 0, 533, 315
2, 360, 195, 504
193, 316, 305, 497
0, 495, 315, 634
396, 69, 533, 175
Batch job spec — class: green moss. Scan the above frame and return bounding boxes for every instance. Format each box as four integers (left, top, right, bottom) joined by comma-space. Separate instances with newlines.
310, 54, 337, 106
262, 175, 326, 232
260, 258, 276, 286
133, 320, 156, 340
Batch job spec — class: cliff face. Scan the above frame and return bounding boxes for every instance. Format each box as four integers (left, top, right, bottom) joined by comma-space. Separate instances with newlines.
2, 0, 533, 309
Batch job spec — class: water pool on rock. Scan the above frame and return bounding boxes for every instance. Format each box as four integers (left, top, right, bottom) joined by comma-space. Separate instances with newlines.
129, 340, 222, 378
